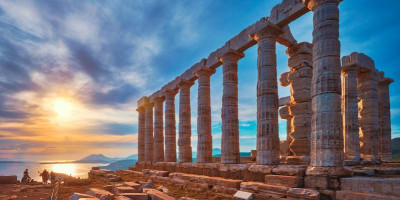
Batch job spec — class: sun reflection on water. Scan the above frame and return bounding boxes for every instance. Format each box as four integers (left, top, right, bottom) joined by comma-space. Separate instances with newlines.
51, 163, 77, 176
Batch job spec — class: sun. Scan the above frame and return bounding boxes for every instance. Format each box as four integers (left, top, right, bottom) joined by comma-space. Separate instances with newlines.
53, 98, 72, 118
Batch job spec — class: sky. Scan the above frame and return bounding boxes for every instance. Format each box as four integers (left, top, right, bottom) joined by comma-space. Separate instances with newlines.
0, 0, 399, 161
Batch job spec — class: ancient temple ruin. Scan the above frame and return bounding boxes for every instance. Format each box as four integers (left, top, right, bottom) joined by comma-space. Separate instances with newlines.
132, 0, 398, 199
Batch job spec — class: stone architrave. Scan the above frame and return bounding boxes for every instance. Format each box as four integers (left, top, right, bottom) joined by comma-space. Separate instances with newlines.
163, 90, 178, 162
153, 97, 165, 162
304, 0, 344, 167
144, 102, 154, 162
194, 67, 216, 163
341, 65, 360, 162
218, 49, 244, 164
378, 73, 394, 162
178, 79, 194, 163
286, 42, 313, 164
358, 69, 380, 162
250, 23, 282, 165
136, 107, 145, 162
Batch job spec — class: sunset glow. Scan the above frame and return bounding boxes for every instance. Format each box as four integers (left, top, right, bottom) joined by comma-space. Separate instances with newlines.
53, 98, 72, 118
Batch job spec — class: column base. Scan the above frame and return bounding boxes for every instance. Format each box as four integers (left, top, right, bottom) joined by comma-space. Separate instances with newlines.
305, 166, 354, 191
344, 160, 360, 166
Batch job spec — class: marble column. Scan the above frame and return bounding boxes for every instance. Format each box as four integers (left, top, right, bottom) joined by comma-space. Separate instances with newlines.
163, 90, 178, 162
341, 66, 360, 162
218, 49, 244, 164
144, 103, 154, 162
252, 26, 281, 165
358, 69, 379, 162
136, 107, 145, 162
305, 0, 344, 166
195, 67, 215, 163
178, 80, 194, 163
378, 74, 394, 162
153, 97, 165, 162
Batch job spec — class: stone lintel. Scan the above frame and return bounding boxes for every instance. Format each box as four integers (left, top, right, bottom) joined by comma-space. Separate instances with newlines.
276, 25, 297, 47
143, 101, 154, 109
149, 91, 165, 103
342, 52, 375, 73
181, 59, 207, 82
137, 96, 149, 108
161, 77, 180, 94
269, 0, 310, 27
205, 43, 230, 69
177, 77, 194, 87
279, 96, 291, 107
286, 42, 312, 56
161, 89, 178, 98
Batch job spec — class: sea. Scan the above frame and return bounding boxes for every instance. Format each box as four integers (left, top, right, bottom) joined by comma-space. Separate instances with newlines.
0, 162, 108, 181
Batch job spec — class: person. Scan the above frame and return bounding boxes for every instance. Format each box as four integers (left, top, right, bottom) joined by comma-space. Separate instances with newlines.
40, 169, 49, 184
50, 171, 56, 184
21, 169, 31, 183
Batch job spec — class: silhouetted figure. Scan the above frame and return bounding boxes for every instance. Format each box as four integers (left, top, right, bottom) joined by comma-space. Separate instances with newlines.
40, 169, 49, 184
21, 169, 32, 183
50, 171, 56, 184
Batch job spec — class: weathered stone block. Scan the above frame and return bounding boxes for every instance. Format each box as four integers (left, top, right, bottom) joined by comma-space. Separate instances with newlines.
279, 96, 291, 106
265, 175, 303, 187
280, 72, 291, 86
271, 165, 307, 176
287, 188, 320, 200
119, 193, 148, 200
68, 193, 98, 200
240, 181, 288, 199
88, 188, 114, 200
144, 188, 175, 200
336, 190, 400, 200
234, 191, 254, 200
268, 0, 309, 26
113, 186, 137, 195
304, 176, 328, 190
342, 52, 375, 72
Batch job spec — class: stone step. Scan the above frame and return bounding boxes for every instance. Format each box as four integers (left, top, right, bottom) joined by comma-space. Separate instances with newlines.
340, 177, 400, 196
142, 169, 170, 177
119, 193, 148, 200
337, 190, 400, 200
169, 172, 242, 189
87, 188, 114, 200
265, 174, 303, 187
113, 186, 137, 195
240, 182, 319, 200
68, 193, 99, 200
144, 188, 175, 200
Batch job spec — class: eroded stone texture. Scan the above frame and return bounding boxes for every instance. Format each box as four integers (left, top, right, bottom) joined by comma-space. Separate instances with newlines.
136, 106, 145, 162
163, 90, 178, 162
378, 73, 394, 162
279, 105, 292, 157
304, 0, 344, 167
250, 23, 282, 165
144, 102, 154, 162
218, 49, 244, 164
341, 65, 360, 162
358, 69, 380, 162
195, 67, 216, 163
286, 42, 313, 164
153, 97, 165, 162
178, 79, 194, 163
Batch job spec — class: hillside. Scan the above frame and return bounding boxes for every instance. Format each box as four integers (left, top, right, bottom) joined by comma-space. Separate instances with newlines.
75, 154, 119, 163
100, 159, 137, 171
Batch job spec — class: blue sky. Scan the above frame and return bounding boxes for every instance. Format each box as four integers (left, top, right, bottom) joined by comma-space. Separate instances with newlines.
0, 0, 399, 161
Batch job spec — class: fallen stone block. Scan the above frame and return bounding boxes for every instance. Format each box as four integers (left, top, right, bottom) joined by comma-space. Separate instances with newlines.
179, 197, 196, 200
340, 177, 400, 195
138, 180, 155, 192
68, 193, 98, 200
286, 188, 319, 200
0, 176, 17, 184
234, 190, 253, 200
336, 190, 400, 200
88, 188, 114, 200
115, 196, 131, 200
240, 181, 287, 199
122, 182, 140, 190
265, 175, 303, 187
119, 193, 148, 200
144, 188, 175, 200
102, 185, 113, 193
79, 198, 100, 200
113, 186, 136, 195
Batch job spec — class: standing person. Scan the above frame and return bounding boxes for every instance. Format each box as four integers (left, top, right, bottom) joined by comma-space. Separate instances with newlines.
22, 169, 31, 183
50, 171, 56, 184
40, 169, 49, 184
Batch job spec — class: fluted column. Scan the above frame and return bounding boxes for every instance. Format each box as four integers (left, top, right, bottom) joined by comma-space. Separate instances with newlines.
178, 80, 194, 163
195, 67, 215, 163
378, 75, 394, 162
136, 107, 145, 162
358, 69, 379, 162
341, 66, 360, 162
153, 97, 165, 162
218, 49, 244, 164
163, 90, 178, 162
144, 103, 154, 162
305, 0, 343, 166
252, 25, 281, 165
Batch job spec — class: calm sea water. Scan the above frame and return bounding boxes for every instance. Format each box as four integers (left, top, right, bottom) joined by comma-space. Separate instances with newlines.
0, 162, 107, 181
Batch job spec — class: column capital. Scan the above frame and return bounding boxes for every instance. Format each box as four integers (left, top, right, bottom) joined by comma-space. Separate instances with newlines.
162, 89, 178, 98
143, 102, 154, 109
379, 78, 394, 86
194, 67, 216, 78
341, 65, 359, 73
178, 79, 194, 88
249, 20, 283, 42
136, 107, 145, 112
217, 49, 244, 63
152, 96, 165, 103
286, 42, 312, 57
302, 0, 342, 11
